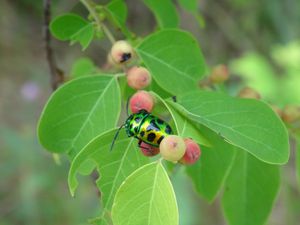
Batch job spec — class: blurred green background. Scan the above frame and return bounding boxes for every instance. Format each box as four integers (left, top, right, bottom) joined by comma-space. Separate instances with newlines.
1, 0, 299, 224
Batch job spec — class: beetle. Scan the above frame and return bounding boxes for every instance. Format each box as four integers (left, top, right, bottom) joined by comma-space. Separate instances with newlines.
110, 109, 173, 151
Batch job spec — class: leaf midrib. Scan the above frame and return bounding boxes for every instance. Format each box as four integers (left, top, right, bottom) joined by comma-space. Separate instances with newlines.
69, 77, 115, 152
137, 49, 195, 82
148, 163, 159, 225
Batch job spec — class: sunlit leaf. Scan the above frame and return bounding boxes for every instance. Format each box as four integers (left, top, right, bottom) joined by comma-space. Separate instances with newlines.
171, 91, 289, 164
136, 29, 206, 95
112, 162, 178, 225
38, 75, 121, 157
68, 128, 148, 224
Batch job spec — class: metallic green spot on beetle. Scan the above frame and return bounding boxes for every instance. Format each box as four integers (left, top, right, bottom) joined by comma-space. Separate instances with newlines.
110, 109, 173, 151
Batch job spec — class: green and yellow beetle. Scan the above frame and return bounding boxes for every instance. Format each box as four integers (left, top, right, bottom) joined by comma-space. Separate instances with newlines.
110, 109, 173, 151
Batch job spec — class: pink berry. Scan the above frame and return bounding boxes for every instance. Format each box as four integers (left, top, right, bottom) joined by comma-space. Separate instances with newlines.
179, 138, 201, 165
127, 66, 152, 90
129, 91, 154, 113
159, 135, 186, 162
110, 40, 134, 64
139, 142, 160, 157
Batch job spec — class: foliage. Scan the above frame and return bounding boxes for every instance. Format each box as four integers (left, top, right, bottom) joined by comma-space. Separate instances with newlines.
37, 1, 293, 225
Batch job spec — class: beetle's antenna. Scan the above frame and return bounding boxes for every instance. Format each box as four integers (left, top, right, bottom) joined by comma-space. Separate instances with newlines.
110, 124, 124, 152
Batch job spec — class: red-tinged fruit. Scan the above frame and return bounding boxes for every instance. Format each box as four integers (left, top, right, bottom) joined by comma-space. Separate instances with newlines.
209, 64, 229, 83
238, 87, 261, 99
129, 91, 154, 113
127, 66, 152, 90
110, 40, 134, 64
179, 138, 201, 165
282, 105, 300, 123
159, 135, 186, 162
139, 142, 160, 157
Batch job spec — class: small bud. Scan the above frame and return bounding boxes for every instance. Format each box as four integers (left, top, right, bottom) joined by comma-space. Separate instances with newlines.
139, 142, 160, 157
209, 64, 229, 83
282, 105, 300, 123
159, 135, 186, 162
129, 90, 155, 113
110, 40, 134, 64
127, 66, 152, 90
179, 138, 201, 165
238, 87, 261, 99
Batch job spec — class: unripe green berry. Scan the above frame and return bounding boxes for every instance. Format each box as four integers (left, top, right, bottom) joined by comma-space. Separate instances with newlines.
179, 138, 201, 165
159, 135, 186, 162
129, 90, 154, 113
139, 142, 160, 157
127, 66, 152, 90
110, 40, 134, 64
238, 87, 261, 99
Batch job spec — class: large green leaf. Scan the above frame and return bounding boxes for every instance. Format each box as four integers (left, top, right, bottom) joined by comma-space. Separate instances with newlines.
171, 91, 289, 164
186, 125, 236, 202
68, 128, 148, 224
136, 29, 206, 95
142, 0, 179, 28
222, 151, 280, 225
38, 75, 121, 157
112, 161, 178, 225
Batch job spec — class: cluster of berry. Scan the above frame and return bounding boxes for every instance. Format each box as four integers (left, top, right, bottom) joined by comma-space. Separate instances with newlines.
109, 40, 201, 165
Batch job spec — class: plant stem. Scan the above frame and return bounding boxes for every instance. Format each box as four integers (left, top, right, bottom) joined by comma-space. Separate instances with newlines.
43, 0, 64, 90
80, 0, 116, 44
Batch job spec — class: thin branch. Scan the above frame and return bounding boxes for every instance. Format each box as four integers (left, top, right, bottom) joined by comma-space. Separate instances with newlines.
43, 0, 64, 90
80, 0, 116, 44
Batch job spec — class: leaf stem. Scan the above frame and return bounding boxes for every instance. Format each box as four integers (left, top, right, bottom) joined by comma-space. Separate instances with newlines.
80, 0, 116, 44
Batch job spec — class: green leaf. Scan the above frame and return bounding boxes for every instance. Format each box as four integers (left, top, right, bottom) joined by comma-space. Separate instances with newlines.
105, 0, 131, 37
70, 23, 94, 50
142, 0, 179, 28
166, 100, 211, 147
177, 0, 205, 28
222, 151, 280, 225
186, 125, 236, 201
112, 162, 179, 225
38, 75, 121, 157
172, 91, 289, 164
149, 92, 210, 147
296, 138, 300, 187
68, 128, 148, 224
136, 29, 206, 95
50, 13, 89, 40
71, 57, 96, 78
178, 0, 198, 12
